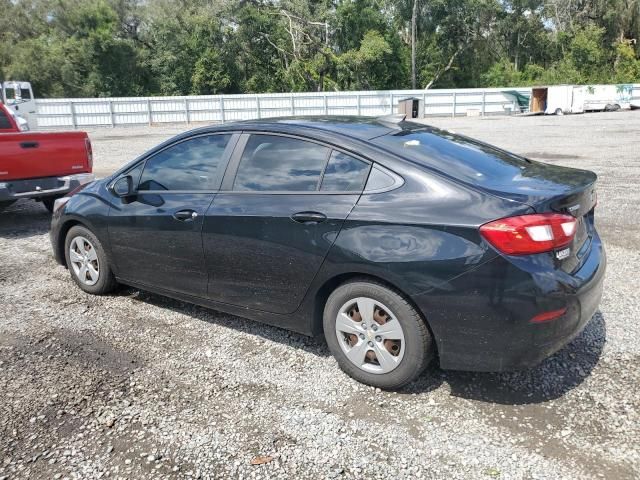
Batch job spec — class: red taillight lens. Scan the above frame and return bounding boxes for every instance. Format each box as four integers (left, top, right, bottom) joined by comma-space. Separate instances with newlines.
479, 213, 577, 255
530, 307, 567, 323
85, 138, 93, 170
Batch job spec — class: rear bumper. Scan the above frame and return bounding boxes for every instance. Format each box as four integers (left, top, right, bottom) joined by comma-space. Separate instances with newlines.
0, 173, 94, 202
415, 234, 606, 372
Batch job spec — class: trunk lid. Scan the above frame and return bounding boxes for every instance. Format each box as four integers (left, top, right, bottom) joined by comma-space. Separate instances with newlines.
373, 126, 598, 271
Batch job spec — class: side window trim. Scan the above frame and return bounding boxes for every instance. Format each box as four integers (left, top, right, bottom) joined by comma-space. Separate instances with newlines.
221, 132, 375, 194
315, 148, 333, 191
220, 133, 249, 191
131, 132, 240, 193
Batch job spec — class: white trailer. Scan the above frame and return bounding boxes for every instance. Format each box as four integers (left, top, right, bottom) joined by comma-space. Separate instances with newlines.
529, 85, 585, 115
583, 84, 633, 111
529, 84, 634, 115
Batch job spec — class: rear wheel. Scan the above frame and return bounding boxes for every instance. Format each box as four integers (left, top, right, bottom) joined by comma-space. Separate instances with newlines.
64, 225, 118, 295
323, 280, 434, 390
554, 108, 564, 116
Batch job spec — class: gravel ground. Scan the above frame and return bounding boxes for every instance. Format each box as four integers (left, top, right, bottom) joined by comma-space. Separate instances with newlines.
1, 112, 639, 479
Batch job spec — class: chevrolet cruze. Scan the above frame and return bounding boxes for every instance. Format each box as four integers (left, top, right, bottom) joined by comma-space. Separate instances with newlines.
50, 116, 605, 389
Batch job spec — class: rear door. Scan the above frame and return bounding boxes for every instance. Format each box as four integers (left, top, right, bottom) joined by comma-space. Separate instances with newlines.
203, 133, 371, 314
108, 133, 237, 297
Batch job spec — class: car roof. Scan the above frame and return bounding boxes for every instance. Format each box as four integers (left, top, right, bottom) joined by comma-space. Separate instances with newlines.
227, 116, 405, 141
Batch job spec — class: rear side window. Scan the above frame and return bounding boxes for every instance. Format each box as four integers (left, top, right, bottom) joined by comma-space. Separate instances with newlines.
138, 134, 231, 191
320, 151, 370, 192
233, 135, 329, 192
0, 108, 12, 130
373, 128, 532, 186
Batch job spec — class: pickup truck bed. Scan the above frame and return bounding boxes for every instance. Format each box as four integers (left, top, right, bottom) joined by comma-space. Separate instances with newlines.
0, 103, 94, 212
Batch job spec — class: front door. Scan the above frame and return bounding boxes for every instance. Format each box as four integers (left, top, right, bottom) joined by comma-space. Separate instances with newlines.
108, 133, 235, 296
203, 134, 371, 314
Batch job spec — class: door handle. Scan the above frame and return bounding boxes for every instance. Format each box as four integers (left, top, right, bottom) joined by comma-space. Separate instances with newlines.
291, 211, 327, 224
173, 209, 198, 221
20, 141, 39, 149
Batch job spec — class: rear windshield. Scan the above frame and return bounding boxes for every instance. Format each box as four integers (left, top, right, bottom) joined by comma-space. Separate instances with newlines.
373, 127, 532, 186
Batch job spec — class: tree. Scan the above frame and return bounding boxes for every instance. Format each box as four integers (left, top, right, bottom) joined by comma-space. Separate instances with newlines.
0, 0, 638, 98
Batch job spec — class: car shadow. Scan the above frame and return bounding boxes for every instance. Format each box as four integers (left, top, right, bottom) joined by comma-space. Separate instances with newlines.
406, 311, 607, 404
118, 288, 605, 404
121, 288, 332, 358
0, 200, 51, 239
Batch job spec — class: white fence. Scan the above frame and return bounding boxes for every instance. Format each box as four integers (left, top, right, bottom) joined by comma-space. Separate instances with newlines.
34, 87, 533, 128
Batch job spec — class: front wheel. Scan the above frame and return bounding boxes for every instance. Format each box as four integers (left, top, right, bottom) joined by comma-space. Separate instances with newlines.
323, 280, 434, 390
64, 225, 118, 295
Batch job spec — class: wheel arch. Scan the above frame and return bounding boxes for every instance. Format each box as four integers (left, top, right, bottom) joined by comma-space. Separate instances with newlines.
55, 217, 106, 268
310, 272, 439, 357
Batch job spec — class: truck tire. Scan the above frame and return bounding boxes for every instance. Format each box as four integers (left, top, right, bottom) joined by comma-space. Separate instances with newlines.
42, 196, 62, 213
0, 200, 16, 212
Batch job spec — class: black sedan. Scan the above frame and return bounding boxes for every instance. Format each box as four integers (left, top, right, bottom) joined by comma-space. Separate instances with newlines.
50, 116, 605, 389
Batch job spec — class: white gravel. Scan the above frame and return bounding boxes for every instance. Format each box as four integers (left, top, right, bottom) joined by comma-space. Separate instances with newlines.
1, 111, 639, 479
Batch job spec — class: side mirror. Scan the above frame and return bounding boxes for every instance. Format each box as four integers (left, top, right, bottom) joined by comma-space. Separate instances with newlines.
112, 175, 134, 197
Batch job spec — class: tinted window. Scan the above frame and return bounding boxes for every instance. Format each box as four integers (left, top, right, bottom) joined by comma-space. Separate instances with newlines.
365, 166, 396, 191
320, 151, 370, 192
138, 135, 230, 191
0, 108, 11, 129
234, 135, 329, 192
373, 128, 533, 186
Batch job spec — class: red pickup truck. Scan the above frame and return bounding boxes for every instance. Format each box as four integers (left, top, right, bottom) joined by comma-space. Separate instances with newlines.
0, 103, 94, 212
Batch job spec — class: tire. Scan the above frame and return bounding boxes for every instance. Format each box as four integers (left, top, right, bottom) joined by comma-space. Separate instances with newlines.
0, 200, 16, 212
323, 280, 434, 390
555, 108, 564, 116
42, 196, 60, 213
64, 225, 118, 295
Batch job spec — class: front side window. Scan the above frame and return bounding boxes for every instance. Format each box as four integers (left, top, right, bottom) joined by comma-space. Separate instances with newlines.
320, 151, 370, 192
138, 134, 231, 191
233, 135, 329, 192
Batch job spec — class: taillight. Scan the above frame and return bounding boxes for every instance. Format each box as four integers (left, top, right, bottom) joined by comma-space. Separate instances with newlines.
85, 138, 93, 170
530, 307, 567, 324
479, 213, 577, 255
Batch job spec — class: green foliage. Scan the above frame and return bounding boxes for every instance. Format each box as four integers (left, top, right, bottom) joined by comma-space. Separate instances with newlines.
1, 0, 638, 98
614, 42, 640, 83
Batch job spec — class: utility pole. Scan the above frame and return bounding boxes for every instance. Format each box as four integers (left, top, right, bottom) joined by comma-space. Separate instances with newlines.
411, 0, 418, 89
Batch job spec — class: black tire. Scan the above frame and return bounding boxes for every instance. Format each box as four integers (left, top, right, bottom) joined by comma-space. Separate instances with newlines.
42, 197, 58, 213
64, 225, 118, 295
323, 280, 434, 390
0, 200, 16, 212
